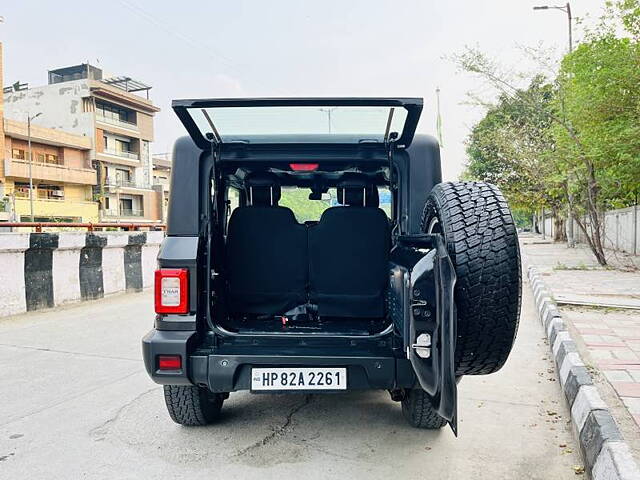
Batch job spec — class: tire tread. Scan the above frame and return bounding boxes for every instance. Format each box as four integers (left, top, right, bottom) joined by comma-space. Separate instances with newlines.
163, 385, 223, 426
421, 181, 521, 375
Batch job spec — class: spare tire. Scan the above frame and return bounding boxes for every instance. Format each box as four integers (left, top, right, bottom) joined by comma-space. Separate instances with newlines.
421, 182, 521, 375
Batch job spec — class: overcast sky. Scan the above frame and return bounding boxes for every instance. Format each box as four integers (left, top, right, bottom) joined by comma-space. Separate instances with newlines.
1, 0, 608, 179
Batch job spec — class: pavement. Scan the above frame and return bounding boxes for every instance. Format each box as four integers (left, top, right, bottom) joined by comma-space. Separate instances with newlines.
521, 235, 640, 460
0, 287, 584, 479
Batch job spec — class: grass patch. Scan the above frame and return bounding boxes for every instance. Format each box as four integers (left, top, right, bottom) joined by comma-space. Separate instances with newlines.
553, 261, 599, 271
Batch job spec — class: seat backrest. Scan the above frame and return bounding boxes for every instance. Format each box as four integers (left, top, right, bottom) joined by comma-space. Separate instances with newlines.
225, 172, 308, 315
308, 173, 390, 318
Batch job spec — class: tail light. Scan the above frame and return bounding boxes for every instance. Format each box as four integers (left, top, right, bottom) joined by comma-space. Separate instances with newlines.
155, 268, 189, 314
289, 163, 319, 171
158, 355, 182, 370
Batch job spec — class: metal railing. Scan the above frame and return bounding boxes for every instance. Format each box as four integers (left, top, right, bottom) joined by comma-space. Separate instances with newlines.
36, 188, 65, 201
0, 222, 164, 232
96, 114, 138, 130
103, 208, 144, 218
102, 148, 140, 160
104, 177, 143, 189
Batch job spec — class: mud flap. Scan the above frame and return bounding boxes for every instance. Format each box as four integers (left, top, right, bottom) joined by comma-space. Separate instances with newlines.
399, 234, 457, 434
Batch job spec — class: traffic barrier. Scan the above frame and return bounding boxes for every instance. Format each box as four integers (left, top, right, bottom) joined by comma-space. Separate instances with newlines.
0, 231, 164, 316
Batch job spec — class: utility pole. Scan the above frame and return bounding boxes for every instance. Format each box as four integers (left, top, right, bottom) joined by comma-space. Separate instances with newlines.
533, 2, 574, 246
27, 112, 43, 222
435, 87, 444, 147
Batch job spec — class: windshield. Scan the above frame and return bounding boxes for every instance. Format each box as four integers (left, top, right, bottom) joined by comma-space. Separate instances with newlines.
186, 105, 409, 144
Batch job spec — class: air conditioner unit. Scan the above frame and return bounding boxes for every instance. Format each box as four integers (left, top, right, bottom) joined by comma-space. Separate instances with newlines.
51, 190, 64, 197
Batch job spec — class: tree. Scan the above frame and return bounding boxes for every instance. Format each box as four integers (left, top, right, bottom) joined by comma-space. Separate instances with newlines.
456, 0, 640, 265
552, 5, 640, 264
459, 65, 568, 241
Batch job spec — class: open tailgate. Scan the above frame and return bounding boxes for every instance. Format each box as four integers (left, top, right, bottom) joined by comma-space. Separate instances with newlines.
172, 97, 423, 150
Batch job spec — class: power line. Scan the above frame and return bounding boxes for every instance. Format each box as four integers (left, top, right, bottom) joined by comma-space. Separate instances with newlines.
117, 0, 242, 74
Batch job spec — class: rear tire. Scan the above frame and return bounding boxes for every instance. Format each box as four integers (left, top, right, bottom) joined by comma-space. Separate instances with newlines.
401, 389, 447, 429
421, 181, 521, 376
163, 385, 225, 426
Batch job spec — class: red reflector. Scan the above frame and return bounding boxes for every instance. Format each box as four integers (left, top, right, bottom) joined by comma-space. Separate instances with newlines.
289, 163, 319, 171
155, 268, 189, 314
158, 355, 181, 370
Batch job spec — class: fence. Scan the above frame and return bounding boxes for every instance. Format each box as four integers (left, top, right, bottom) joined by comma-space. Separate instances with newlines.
542, 205, 639, 255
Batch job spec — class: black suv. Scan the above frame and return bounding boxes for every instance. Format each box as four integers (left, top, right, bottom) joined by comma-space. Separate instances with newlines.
143, 98, 521, 433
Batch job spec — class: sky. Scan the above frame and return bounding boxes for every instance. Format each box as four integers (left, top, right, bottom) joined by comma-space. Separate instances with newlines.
0, 0, 608, 180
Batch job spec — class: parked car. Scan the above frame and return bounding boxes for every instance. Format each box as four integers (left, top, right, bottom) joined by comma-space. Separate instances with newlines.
143, 98, 521, 432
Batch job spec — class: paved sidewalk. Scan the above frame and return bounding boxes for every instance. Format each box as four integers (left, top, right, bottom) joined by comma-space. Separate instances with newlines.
521, 235, 640, 436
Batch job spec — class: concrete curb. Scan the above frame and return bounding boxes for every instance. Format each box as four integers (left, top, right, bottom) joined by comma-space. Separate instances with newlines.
526, 266, 640, 480
0, 231, 164, 316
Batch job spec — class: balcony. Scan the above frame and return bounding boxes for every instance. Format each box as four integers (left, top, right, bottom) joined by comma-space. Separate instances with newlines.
4, 158, 97, 185
104, 177, 149, 190
103, 208, 144, 218
96, 113, 138, 131
102, 148, 140, 161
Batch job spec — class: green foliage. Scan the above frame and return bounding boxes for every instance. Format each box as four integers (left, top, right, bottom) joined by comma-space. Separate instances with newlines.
555, 33, 640, 210
279, 188, 332, 222
463, 76, 560, 213
511, 208, 533, 229
461, 1, 640, 262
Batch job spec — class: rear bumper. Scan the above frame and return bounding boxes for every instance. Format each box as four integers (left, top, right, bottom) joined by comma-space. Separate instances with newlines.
142, 329, 416, 391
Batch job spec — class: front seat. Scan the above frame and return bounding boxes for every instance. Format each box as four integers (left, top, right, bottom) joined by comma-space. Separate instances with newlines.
309, 173, 390, 318
225, 171, 308, 315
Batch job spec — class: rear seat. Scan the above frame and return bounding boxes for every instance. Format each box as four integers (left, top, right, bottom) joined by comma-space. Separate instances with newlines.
308, 173, 391, 318
226, 172, 390, 319
225, 172, 308, 315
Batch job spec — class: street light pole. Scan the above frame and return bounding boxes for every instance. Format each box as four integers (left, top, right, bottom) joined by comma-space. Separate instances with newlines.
533, 2, 573, 53
533, 2, 574, 246
318, 107, 337, 134
27, 112, 42, 222
566, 2, 572, 52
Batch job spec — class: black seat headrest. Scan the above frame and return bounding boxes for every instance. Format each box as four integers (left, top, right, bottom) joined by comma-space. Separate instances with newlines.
245, 171, 282, 206
336, 173, 379, 207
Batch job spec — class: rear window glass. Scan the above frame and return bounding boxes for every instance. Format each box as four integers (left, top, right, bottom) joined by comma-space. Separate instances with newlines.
187, 106, 408, 144
279, 188, 334, 223
279, 187, 391, 223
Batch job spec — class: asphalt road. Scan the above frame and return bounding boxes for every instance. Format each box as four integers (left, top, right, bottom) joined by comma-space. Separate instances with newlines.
0, 284, 583, 479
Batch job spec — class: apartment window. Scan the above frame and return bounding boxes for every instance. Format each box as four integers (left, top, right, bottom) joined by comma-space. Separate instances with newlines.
115, 168, 131, 186
12, 148, 26, 160
37, 184, 65, 200
120, 198, 133, 216
103, 135, 108, 150
45, 153, 61, 165
14, 182, 31, 198
96, 101, 136, 125
115, 139, 131, 153
37, 153, 46, 163
104, 197, 110, 210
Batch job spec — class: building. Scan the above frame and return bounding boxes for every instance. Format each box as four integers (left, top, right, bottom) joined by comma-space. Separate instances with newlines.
152, 154, 171, 222
2, 118, 98, 222
3, 62, 162, 223
0, 43, 98, 222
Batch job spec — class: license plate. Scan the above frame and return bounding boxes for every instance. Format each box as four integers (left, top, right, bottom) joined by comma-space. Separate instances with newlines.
251, 367, 347, 391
